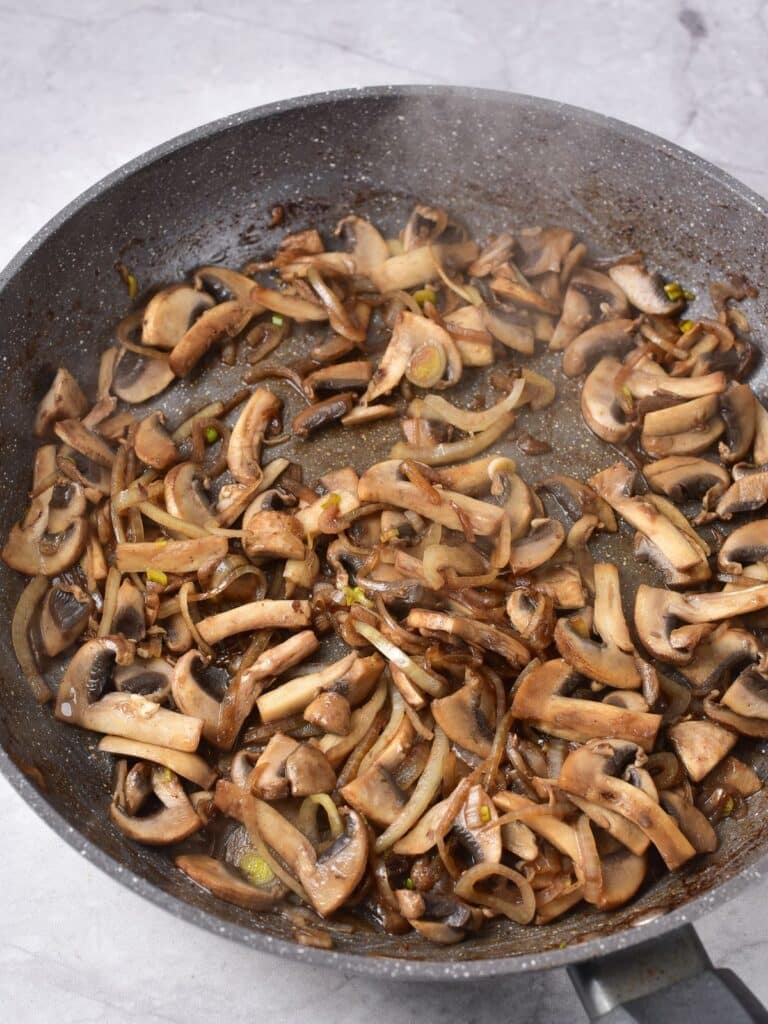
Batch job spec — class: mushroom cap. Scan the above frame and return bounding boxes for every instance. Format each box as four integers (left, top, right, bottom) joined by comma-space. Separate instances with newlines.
562, 318, 637, 378
112, 347, 176, 404
227, 387, 282, 484
718, 519, 768, 574
114, 658, 173, 703
580, 357, 634, 444
554, 617, 641, 689
716, 470, 768, 520
109, 766, 202, 845
667, 720, 738, 782
40, 583, 92, 656
431, 676, 496, 757
164, 462, 213, 527
608, 263, 682, 315
537, 475, 617, 532
176, 853, 285, 910
55, 636, 134, 722
134, 411, 178, 470
284, 744, 337, 797
644, 455, 730, 505
34, 367, 89, 437
168, 300, 251, 377
341, 765, 408, 827
508, 518, 565, 575
719, 383, 757, 464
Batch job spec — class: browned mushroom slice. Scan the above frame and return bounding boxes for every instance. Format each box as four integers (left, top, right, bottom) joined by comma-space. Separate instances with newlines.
659, 791, 717, 854
293, 393, 355, 438
516, 226, 575, 277
597, 847, 648, 909
667, 720, 737, 782
704, 756, 762, 797
489, 274, 560, 316
716, 469, 768, 520
608, 263, 683, 315
256, 651, 358, 723
304, 691, 351, 735
111, 578, 146, 640
562, 318, 637, 378
341, 765, 409, 828
467, 231, 515, 277
719, 384, 756, 463
194, 266, 262, 305
368, 241, 477, 293
196, 598, 311, 647
529, 564, 587, 609
335, 215, 389, 276
558, 739, 695, 870
402, 204, 449, 250
590, 463, 709, 583
492, 790, 580, 861
3, 495, 89, 577
56, 638, 202, 750
134, 412, 178, 470
395, 889, 479, 945
363, 312, 460, 403
505, 589, 555, 652
39, 582, 92, 656
164, 462, 213, 526
677, 623, 765, 695
551, 268, 630, 351
634, 583, 768, 664
511, 659, 660, 751
169, 300, 253, 377
171, 650, 224, 746
644, 455, 730, 507
285, 744, 337, 798
641, 394, 725, 458
114, 658, 173, 702
430, 676, 495, 757
406, 609, 531, 669
248, 733, 300, 799
555, 564, 639, 688
482, 303, 535, 355
754, 399, 768, 465
442, 304, 494, 366
451, 784, 502, 865
358, 460, 503, 537
34, 368, 89, 437
227, 386, 282, 484
580, 357, 634, 444
142, 284, 215, 349
98, 735, 216, 789
508, 518, 565, 575
718, 520, 768, 574
216, 781, 369, 917
110, 766, 203, 845
176, 854, 285, 910
720, 666, 768, 723
54, 419, 115, 468
243, 509, 304, 561
537, 475, 617, 532
305, 361, 373, 396
112, 347, 176, 404
115, 536, 227, 574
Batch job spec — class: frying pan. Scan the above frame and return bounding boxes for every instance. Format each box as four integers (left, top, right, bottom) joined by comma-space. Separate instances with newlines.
1, 85, 768, 1023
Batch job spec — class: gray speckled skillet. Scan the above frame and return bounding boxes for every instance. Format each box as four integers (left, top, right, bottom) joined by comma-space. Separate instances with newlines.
1, 86, 768, 1022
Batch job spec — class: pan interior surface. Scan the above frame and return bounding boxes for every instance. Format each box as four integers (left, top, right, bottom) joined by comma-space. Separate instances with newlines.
1, 87, 768, 974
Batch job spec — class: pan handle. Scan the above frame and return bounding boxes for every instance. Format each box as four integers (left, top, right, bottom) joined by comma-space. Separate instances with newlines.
568, 923, 768, 1023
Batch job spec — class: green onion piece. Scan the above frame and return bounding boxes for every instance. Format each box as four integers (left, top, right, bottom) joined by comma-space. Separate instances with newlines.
147, 569, 168, 586
723, 796, 735, 817
239, 851, 275, 886
271, 314, 285, 326
683, 288, 696, 301
479, 804, 491, 824
413, 287, 437, 305
663, 282, 683, 301
343, 585, 373, 608
405, 878, 415, 890
127, 274, 138, 300
204, 426, 219, 444
679, 319, 695, 333
321, 492, 341, 510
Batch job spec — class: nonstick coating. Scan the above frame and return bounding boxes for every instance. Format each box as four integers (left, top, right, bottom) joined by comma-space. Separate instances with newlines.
1, 86, 768, 980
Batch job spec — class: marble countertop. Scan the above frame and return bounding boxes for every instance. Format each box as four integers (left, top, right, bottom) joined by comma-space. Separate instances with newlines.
2, 1, 768, 1020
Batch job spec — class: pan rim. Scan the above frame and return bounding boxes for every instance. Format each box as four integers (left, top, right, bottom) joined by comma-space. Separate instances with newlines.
1, 83, 767, 979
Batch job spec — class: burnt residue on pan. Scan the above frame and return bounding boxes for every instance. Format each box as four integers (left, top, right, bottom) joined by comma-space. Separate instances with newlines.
1, 87, 768, 975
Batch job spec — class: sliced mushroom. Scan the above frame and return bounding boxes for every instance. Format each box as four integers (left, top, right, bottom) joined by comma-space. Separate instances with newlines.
678, 623, 764, 695
558, 739, 695, 869
99, 735, 216, 789
511, 659, 660, 750
641, 394, 725, 458
505, 589, 555, 652
451, 784, 502, 864
39, 583, 92, 656
720, 666, 768, 722
590, 463, 709, 581
363, 312, 460, 402
536, 475, 617, 532
284, 744, 337, 797
716, 469, 768, 520
142, 284, 215, 349
551, 269, 630, 351
719, 384, 756, 463
598, 847, 649, 909
634, 582, 768, 663
171, 649, 222, 746
580, 357, 634, 444
134, 412, 178, 470
249, 733, 300, 799
54, 419, 115, 468
256, 651, 357, 723
56, 637, 202, 750
358, 460, 503, 537
562, 318, 637, 378
644, 455, 730, 507
517, 226, 574, 277
176, 853, 285, 910
508, 518, 565, 575
34, 368, 89, 437
227, 387, 282, 484
194, 266, 261, 305
406, 609, 530, 669
112, 347, 176, 404
111, 578, 146, 640
169, 300, 252, 377
164, 462, 213, 526
293, 393, 355, 438
667, 720, 737, 782
243, 509, 304, 561
114, 658, 173, 702
304, 361, 373, 395
110, 766, 202, 844
608, 263, 682, 315
115, 536, 228, 574
341, 765, 408, 827
659, 791, 717, 854
430, 676, 495, 757
335, 215, 389, 277
305, 691, 351, 735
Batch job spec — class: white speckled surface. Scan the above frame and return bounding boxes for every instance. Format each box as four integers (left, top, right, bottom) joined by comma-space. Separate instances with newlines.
2, 1, 768, 1020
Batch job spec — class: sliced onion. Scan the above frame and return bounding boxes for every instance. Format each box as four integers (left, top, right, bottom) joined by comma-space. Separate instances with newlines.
97, 566, 122, 637
454, 862, 536, 924
138, 502, 210, 539
298, 794, 344, 842
575, 814, 603, 905
358, 687, 405, 775
11, 576, 51, 703
390, 413, 516, 466
353, 620, 445, 697
374, 726, 449, 853
409, 378, 525, 434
